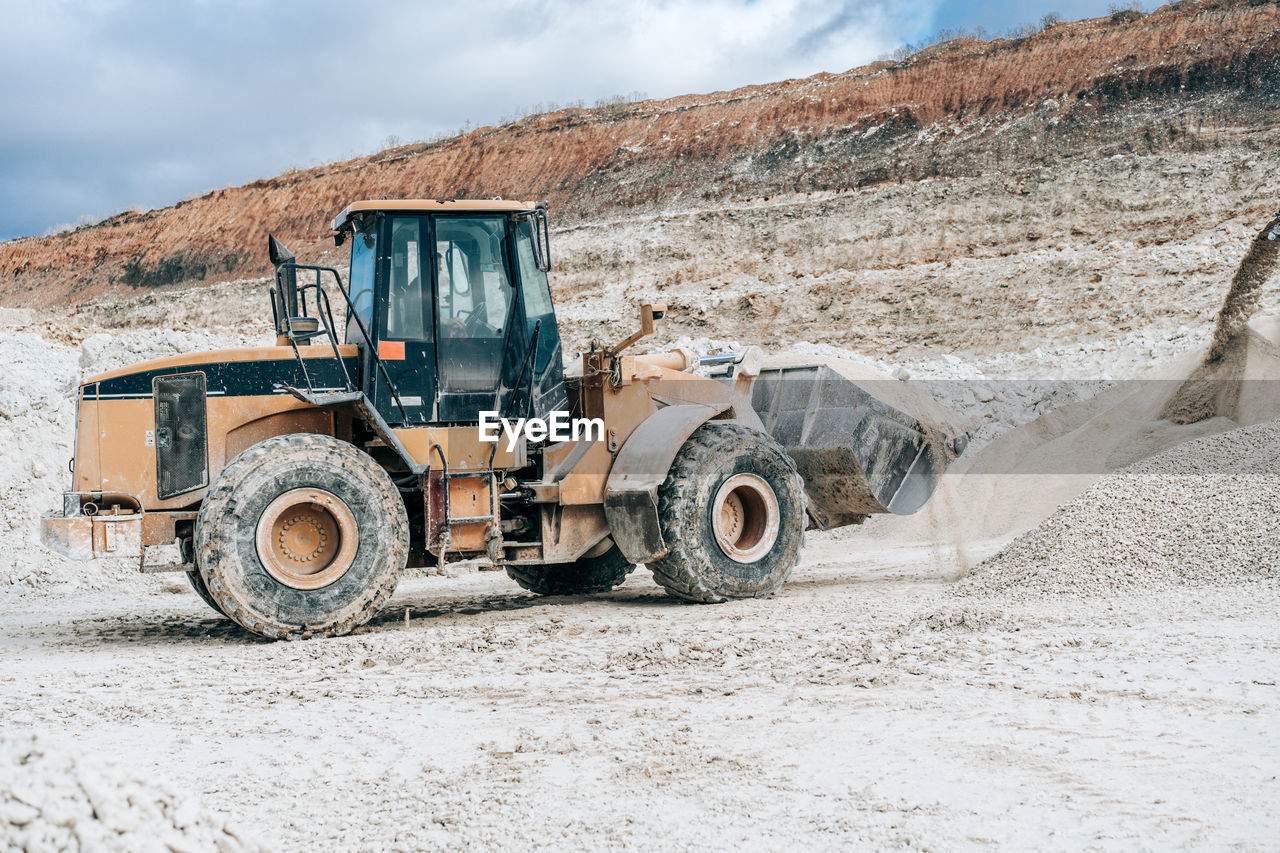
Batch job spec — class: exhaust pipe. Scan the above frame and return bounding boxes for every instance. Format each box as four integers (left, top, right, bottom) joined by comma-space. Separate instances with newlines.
268, 234, 298, 328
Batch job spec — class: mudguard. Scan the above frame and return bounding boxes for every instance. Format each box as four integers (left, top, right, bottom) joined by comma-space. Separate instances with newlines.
603, 402, 729, 564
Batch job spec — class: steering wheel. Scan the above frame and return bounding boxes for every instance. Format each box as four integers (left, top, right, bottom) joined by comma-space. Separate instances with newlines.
463, 300, 488, 334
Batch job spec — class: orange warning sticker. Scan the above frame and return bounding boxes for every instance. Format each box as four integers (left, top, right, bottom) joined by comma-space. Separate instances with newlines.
379, 341, 406, 360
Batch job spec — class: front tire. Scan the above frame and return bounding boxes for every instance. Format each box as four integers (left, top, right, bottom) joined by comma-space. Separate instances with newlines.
195, 433, 408, 640
506, 543, 634, 595
649, 422, 805, 603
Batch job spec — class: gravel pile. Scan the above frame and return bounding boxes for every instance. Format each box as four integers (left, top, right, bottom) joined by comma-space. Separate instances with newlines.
77, 329, 272, 379
0, 329, 259, 593
0, 334, 82, 592
0, 733, 262, 852
957, 420, 1280, 597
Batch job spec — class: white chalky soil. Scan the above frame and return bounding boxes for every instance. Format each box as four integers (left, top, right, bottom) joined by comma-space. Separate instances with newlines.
0, 732, 262, 852
2, 555, 1278, 850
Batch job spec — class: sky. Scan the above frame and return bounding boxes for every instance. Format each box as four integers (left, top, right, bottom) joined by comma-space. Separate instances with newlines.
0, 0, 1122, 242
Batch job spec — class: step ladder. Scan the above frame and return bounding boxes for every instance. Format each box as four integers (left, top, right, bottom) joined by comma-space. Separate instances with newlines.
429, 444, 501, 562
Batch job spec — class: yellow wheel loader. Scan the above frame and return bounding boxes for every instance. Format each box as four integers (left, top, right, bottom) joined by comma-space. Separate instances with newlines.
41, 199, 971, 639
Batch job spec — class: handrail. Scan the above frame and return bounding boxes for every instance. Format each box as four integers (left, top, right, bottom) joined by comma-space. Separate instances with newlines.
274, 262, 411, 423
278, 297, 316, 393
430, 443, 450, 562
305, 278, 354, 391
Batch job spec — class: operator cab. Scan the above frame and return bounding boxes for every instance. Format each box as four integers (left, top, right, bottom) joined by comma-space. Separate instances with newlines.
331, 199, 566, 426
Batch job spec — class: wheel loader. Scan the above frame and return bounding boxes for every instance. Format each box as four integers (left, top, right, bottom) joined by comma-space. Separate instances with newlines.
40, 199, 972, 639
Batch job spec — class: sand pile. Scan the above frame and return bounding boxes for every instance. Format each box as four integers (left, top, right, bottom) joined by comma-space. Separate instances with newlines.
0, 329, 261, 593
0, 333, 82, 592
956, 420, 1280, 597
0, 732, 262, 852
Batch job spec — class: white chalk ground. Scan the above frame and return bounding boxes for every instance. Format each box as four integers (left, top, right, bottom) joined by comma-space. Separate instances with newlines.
2, 550, 1277, 850
3, 315, 1279, 849
0, 732, 263, 852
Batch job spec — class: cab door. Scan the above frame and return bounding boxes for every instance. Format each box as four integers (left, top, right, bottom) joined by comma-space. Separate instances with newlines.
432, 214, 520, 423
371, 215, 436, 424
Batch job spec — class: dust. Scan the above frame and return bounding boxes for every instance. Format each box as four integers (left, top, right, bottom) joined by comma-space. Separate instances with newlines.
861, 213, 1280, 566
951, 217, 1280, 595
1161, 212, 1280, 425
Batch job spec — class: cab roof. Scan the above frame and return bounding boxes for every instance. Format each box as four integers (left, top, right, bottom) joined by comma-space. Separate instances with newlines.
331, 199, 544, 232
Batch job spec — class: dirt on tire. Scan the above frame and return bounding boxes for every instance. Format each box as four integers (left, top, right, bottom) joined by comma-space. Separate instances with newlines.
649, 421, 805, 603
194, 433, 408, 640
505, 544, 635, 595
185, 569, 228, 619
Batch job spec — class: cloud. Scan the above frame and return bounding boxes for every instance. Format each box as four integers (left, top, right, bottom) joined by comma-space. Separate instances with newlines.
0, 0, 1105, 240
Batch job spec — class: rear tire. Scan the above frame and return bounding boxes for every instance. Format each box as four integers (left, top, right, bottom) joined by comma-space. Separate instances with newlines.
649, 422, 805, 603
506, 543, 634, 595
185, 569, 228, 619
195, 433, 408, 640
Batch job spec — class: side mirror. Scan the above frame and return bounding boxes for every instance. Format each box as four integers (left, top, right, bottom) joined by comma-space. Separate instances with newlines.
530, 205, 552, 272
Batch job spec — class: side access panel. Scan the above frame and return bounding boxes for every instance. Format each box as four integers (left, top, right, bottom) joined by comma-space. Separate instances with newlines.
153, 373, 209, 500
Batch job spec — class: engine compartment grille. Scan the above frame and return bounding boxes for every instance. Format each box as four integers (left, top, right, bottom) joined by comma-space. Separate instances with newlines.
154, 373, 209, 499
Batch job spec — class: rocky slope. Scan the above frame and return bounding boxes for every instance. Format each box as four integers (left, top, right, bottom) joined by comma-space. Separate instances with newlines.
1, 0, 1277, 309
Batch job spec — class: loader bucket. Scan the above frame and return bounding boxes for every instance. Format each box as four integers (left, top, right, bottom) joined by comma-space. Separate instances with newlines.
751, 359, 972, 530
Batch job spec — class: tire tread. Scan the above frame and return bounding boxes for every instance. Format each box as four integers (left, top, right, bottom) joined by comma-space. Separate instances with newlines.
195, 433, 407, 640
649, 422, 806, 603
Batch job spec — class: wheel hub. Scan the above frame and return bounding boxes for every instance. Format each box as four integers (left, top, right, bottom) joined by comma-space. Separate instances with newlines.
279, 513, 329, 562
711, 473, 780, 563
256, 488, 358, 589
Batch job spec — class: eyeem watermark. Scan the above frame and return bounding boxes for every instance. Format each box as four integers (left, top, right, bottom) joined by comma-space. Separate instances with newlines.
479, 411, 605, 451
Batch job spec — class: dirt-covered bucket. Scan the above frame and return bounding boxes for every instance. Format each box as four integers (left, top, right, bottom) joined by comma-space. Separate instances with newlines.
751, 358, 975, 530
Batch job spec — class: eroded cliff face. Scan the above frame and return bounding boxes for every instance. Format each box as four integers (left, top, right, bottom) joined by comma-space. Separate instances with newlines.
2, 0, 1277, 308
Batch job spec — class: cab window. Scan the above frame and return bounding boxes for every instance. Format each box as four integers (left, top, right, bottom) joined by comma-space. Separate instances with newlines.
382, 217, 432, 341
434, 215, 514, 393
345, 225, 376, 344
515, 218, 559, 375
